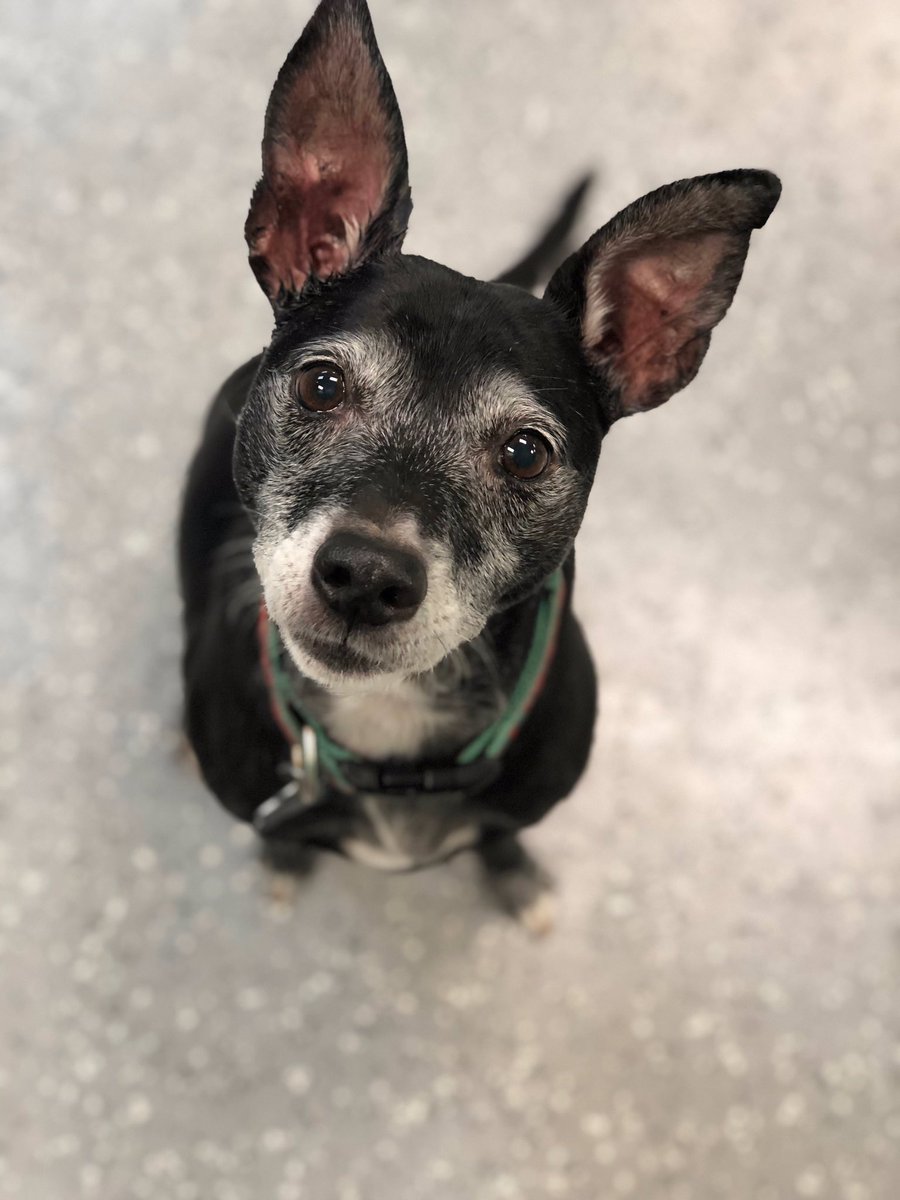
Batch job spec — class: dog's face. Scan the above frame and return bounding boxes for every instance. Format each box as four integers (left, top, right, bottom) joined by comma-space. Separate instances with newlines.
235, 0, 779, 689
236, 260, 602, 686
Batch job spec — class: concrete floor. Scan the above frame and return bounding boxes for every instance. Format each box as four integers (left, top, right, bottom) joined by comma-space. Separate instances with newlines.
3, 0, 900, 1197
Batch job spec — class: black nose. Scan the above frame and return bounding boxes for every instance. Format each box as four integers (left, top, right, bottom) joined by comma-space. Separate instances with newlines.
312, 532, 427, 627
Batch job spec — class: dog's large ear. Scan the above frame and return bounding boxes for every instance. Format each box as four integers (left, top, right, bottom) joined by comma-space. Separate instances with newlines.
245, 0, 411, 306
545, 170, 780, 420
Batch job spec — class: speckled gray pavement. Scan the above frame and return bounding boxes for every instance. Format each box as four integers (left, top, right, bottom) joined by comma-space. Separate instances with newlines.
2, 1, 900, 1197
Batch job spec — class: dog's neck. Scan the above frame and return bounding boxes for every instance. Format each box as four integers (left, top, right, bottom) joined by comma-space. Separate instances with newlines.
289, 592, 544, 762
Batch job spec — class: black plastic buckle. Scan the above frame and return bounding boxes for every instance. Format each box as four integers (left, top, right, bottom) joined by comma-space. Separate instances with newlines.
341, 757, 502, 796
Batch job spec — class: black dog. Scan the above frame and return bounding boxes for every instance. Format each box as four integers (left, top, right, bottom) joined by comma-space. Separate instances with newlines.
179, 0, 779, 929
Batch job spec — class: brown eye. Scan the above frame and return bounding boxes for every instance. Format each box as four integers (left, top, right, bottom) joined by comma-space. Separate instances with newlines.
295, 363, 345, 412
500, 430, 552, 480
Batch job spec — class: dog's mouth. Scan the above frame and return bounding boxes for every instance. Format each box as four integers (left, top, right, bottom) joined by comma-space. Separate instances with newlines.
286, 626, 383, 679
280, 614, 467, 691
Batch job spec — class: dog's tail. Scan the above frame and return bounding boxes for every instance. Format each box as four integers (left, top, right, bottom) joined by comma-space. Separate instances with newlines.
495, 172, 594, 291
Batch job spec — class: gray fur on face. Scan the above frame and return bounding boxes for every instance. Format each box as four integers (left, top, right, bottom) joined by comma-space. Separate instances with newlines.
255, 507, 483, 689
247, 329, 586, 686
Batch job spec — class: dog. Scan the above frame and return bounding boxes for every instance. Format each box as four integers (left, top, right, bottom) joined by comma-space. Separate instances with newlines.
178, 0, 780, 929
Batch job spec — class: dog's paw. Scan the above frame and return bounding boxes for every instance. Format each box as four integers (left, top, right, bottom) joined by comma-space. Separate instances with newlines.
259, 837, 318, 877
175, 734, 200, 776
484, 861, 557, 936
264, 869, 302, 910
258, 838, 318, 912
516, 886, 558, 937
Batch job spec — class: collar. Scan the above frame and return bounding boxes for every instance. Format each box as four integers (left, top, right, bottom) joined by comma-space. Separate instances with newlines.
255, 569, 566, 827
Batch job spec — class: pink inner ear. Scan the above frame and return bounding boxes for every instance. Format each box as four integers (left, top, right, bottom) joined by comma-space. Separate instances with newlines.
247, 20, 398, 302
261, 140, 388, 292
593, 232, 729, 411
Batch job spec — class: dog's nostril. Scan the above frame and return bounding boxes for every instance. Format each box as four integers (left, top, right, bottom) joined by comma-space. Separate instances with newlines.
380, 585, 403, 609
323, 564, 352, 589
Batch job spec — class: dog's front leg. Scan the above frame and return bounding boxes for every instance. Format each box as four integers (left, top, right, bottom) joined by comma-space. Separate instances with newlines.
477, 831, 556, 935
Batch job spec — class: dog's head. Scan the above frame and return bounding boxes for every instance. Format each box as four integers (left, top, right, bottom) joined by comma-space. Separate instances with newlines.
234, 0, 780, 690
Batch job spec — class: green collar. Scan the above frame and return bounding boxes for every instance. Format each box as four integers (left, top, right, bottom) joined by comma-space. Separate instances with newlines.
258, 567, 567, 797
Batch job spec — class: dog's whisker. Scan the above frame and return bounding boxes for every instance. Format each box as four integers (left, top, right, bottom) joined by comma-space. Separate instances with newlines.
223, 577, 263, 625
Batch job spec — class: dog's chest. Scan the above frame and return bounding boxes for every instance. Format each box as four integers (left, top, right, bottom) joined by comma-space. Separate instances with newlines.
321, 679, 474, 760
320, 682, 490, 870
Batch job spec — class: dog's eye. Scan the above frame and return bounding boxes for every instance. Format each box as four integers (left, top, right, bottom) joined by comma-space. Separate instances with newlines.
295, 363, 345, 412
500, 430, 552, 480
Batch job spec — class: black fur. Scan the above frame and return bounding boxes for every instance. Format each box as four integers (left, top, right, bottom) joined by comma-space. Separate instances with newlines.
178, 0, 779, 920
179, 349, 597, 829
